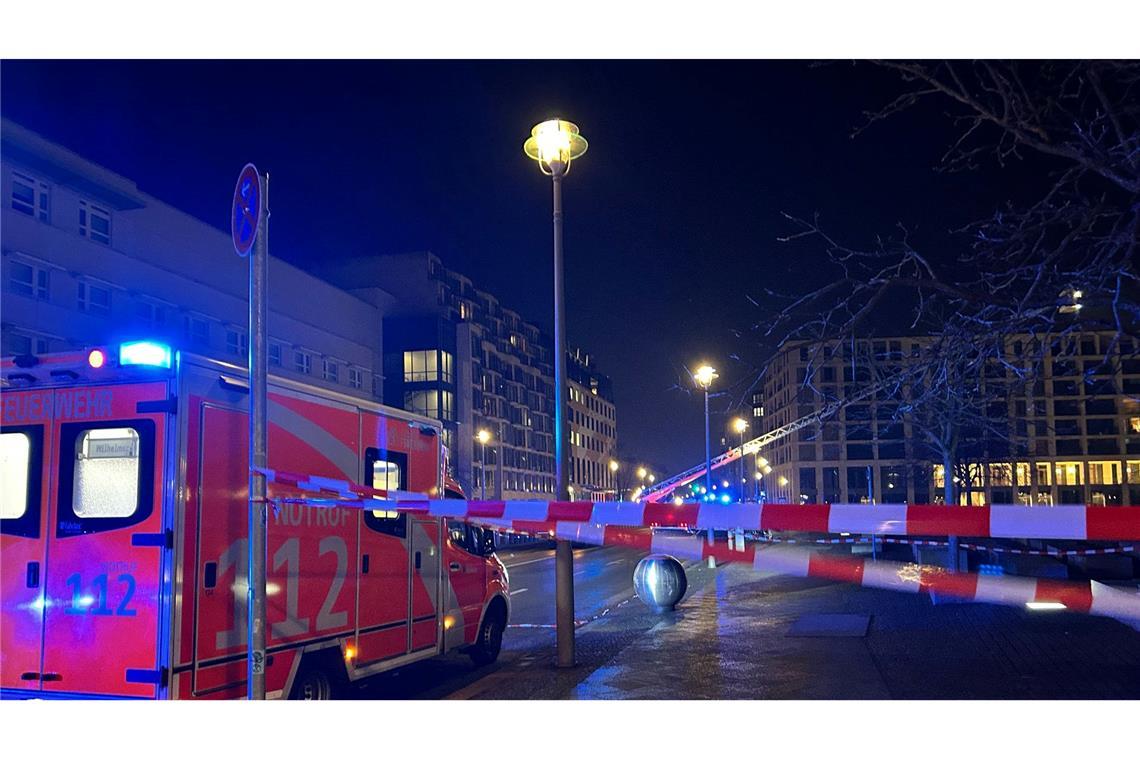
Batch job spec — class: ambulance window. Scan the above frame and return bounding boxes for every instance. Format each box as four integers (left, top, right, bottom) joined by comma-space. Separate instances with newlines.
74, 428, 140, 517
57, 420, 155, 537
364, 448, 407, 538
1, 433, 31, 519
0, 427, 41, 538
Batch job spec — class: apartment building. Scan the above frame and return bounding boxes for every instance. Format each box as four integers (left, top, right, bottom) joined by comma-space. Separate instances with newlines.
760, 334, 1140, 506
1, 119, 391, 397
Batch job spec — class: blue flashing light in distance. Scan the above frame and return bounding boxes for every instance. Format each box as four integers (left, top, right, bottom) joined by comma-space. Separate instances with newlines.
119, 340, 172, 369
720, 494, 731, 504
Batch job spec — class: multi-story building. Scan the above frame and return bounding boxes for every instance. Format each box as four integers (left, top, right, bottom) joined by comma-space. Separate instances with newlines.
760, 334, 1140, 506
313, 252, 618, 501
1, 118, 392, 398
568, 348, 618, 500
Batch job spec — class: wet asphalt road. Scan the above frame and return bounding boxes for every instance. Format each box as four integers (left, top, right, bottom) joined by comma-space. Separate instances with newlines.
349, 544, 652, 699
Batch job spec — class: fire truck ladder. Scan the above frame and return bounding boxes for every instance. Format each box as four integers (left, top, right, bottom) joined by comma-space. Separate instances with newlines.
640, 374, 901, 502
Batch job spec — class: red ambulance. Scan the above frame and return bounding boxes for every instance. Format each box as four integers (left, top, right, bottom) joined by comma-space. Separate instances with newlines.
0, 342, 510, 699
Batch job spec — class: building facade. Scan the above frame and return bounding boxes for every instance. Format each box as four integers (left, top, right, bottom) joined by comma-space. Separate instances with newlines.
1, 119, 392, 400
759, 334, 1140, 506
568, 348, 618, 500
313, 252, 618, 501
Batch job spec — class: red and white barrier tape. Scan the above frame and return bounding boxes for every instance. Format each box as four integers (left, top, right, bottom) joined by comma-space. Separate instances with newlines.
751, 535, 1135, 556
254, 467, 1140, 540
545, 523, 1140, 624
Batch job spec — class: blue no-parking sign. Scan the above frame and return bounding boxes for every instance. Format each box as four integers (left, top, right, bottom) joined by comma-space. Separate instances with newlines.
232, 163, 261, 257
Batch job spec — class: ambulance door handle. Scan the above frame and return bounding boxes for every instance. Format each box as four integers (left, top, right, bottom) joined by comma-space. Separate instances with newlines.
415, 552, 422, 570
26, 562, 40, 588
204, 562, 218, 589
361, 554, 370, 574
449, 562, 461, 572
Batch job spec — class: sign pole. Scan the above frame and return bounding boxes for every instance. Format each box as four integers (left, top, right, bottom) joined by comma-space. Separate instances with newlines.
248, 172, 269, 700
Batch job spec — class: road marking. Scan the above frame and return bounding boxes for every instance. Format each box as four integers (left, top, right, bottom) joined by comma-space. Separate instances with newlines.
606, 559, 625, 566
510, 587, 529, 595
503, 554, 555, 569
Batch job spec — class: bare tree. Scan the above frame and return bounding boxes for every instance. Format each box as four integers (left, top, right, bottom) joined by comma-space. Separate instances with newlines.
758, 62, 1140, 513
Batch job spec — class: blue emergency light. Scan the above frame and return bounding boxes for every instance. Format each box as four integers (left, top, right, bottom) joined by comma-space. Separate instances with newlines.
119, 340, 172, 369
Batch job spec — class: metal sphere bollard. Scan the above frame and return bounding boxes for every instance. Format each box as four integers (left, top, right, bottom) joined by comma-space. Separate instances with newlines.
633, 554, 688, 613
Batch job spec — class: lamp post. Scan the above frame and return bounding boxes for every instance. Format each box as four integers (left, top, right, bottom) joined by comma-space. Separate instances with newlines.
476, 429, 491, 500
610, 459, 620, 500
732, 417, 747, 501
694, 365, 718, 548
524, 118, 588, 669
693, 365, 718, 495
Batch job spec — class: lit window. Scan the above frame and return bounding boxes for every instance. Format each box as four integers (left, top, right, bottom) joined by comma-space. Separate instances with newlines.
1088, 461, 1122, 485
365, 449, 407, 535
403, 350, 440, 382
295, 351, 312, 374
1131, 417, 1140, 434
323, 358, 339, 382
79, 201, 112, 244
1053, 462, 1084, 486
73, 428, 140, 518
348, 367, 363, 389
0, 432, 30, 519
10, 261, 49, 300
11, 172, 50, 222
77, 281, 112, 317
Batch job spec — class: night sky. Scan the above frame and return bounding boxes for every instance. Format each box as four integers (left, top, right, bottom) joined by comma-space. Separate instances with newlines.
1, 60, 1042, 474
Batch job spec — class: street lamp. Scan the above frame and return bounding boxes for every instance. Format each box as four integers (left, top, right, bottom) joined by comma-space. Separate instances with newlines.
610, 459, 619, 500
732, 417, 747, 502
693, 365, 718, 494
693, 364, 717, 544
476, 429, 491, 500
637, 466, 648, 481
525, 118, 588, 669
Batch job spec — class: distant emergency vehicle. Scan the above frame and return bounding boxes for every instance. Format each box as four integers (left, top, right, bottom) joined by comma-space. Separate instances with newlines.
1, 342, 509, 699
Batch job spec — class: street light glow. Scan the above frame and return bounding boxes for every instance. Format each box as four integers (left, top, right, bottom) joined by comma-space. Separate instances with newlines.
523, 119, 588, 175
609, 460, 619, 472
693, 364, 718, 390
732, 417, 747, 434
476, 429, 491, 444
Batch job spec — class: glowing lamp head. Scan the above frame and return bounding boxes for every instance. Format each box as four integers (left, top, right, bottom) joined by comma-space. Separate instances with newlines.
778, 476, 789, 487
476, 429, 491, 445
87, 349, 107, 369
693, 364, 718, 390
637, 466, 648, 480
733, 417, 748, 434
524, 118, 588, 176
609, 460, 619, 473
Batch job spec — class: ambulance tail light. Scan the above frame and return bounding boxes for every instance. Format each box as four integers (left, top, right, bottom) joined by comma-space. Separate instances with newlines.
119, 340, 172, 369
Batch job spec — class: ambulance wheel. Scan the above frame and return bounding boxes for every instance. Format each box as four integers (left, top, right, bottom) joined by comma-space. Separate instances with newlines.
469, 609, 505, 666
291, 656, 344, 700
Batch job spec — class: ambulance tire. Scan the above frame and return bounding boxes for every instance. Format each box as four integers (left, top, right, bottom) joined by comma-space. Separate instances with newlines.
469, 606, 505, 666
291, 653, 345, 700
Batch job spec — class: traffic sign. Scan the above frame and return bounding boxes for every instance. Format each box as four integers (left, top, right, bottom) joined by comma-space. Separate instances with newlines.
232, 163, 261, 257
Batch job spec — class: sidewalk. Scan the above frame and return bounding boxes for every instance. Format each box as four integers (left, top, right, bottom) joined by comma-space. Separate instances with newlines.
567, 561, 1140, 699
